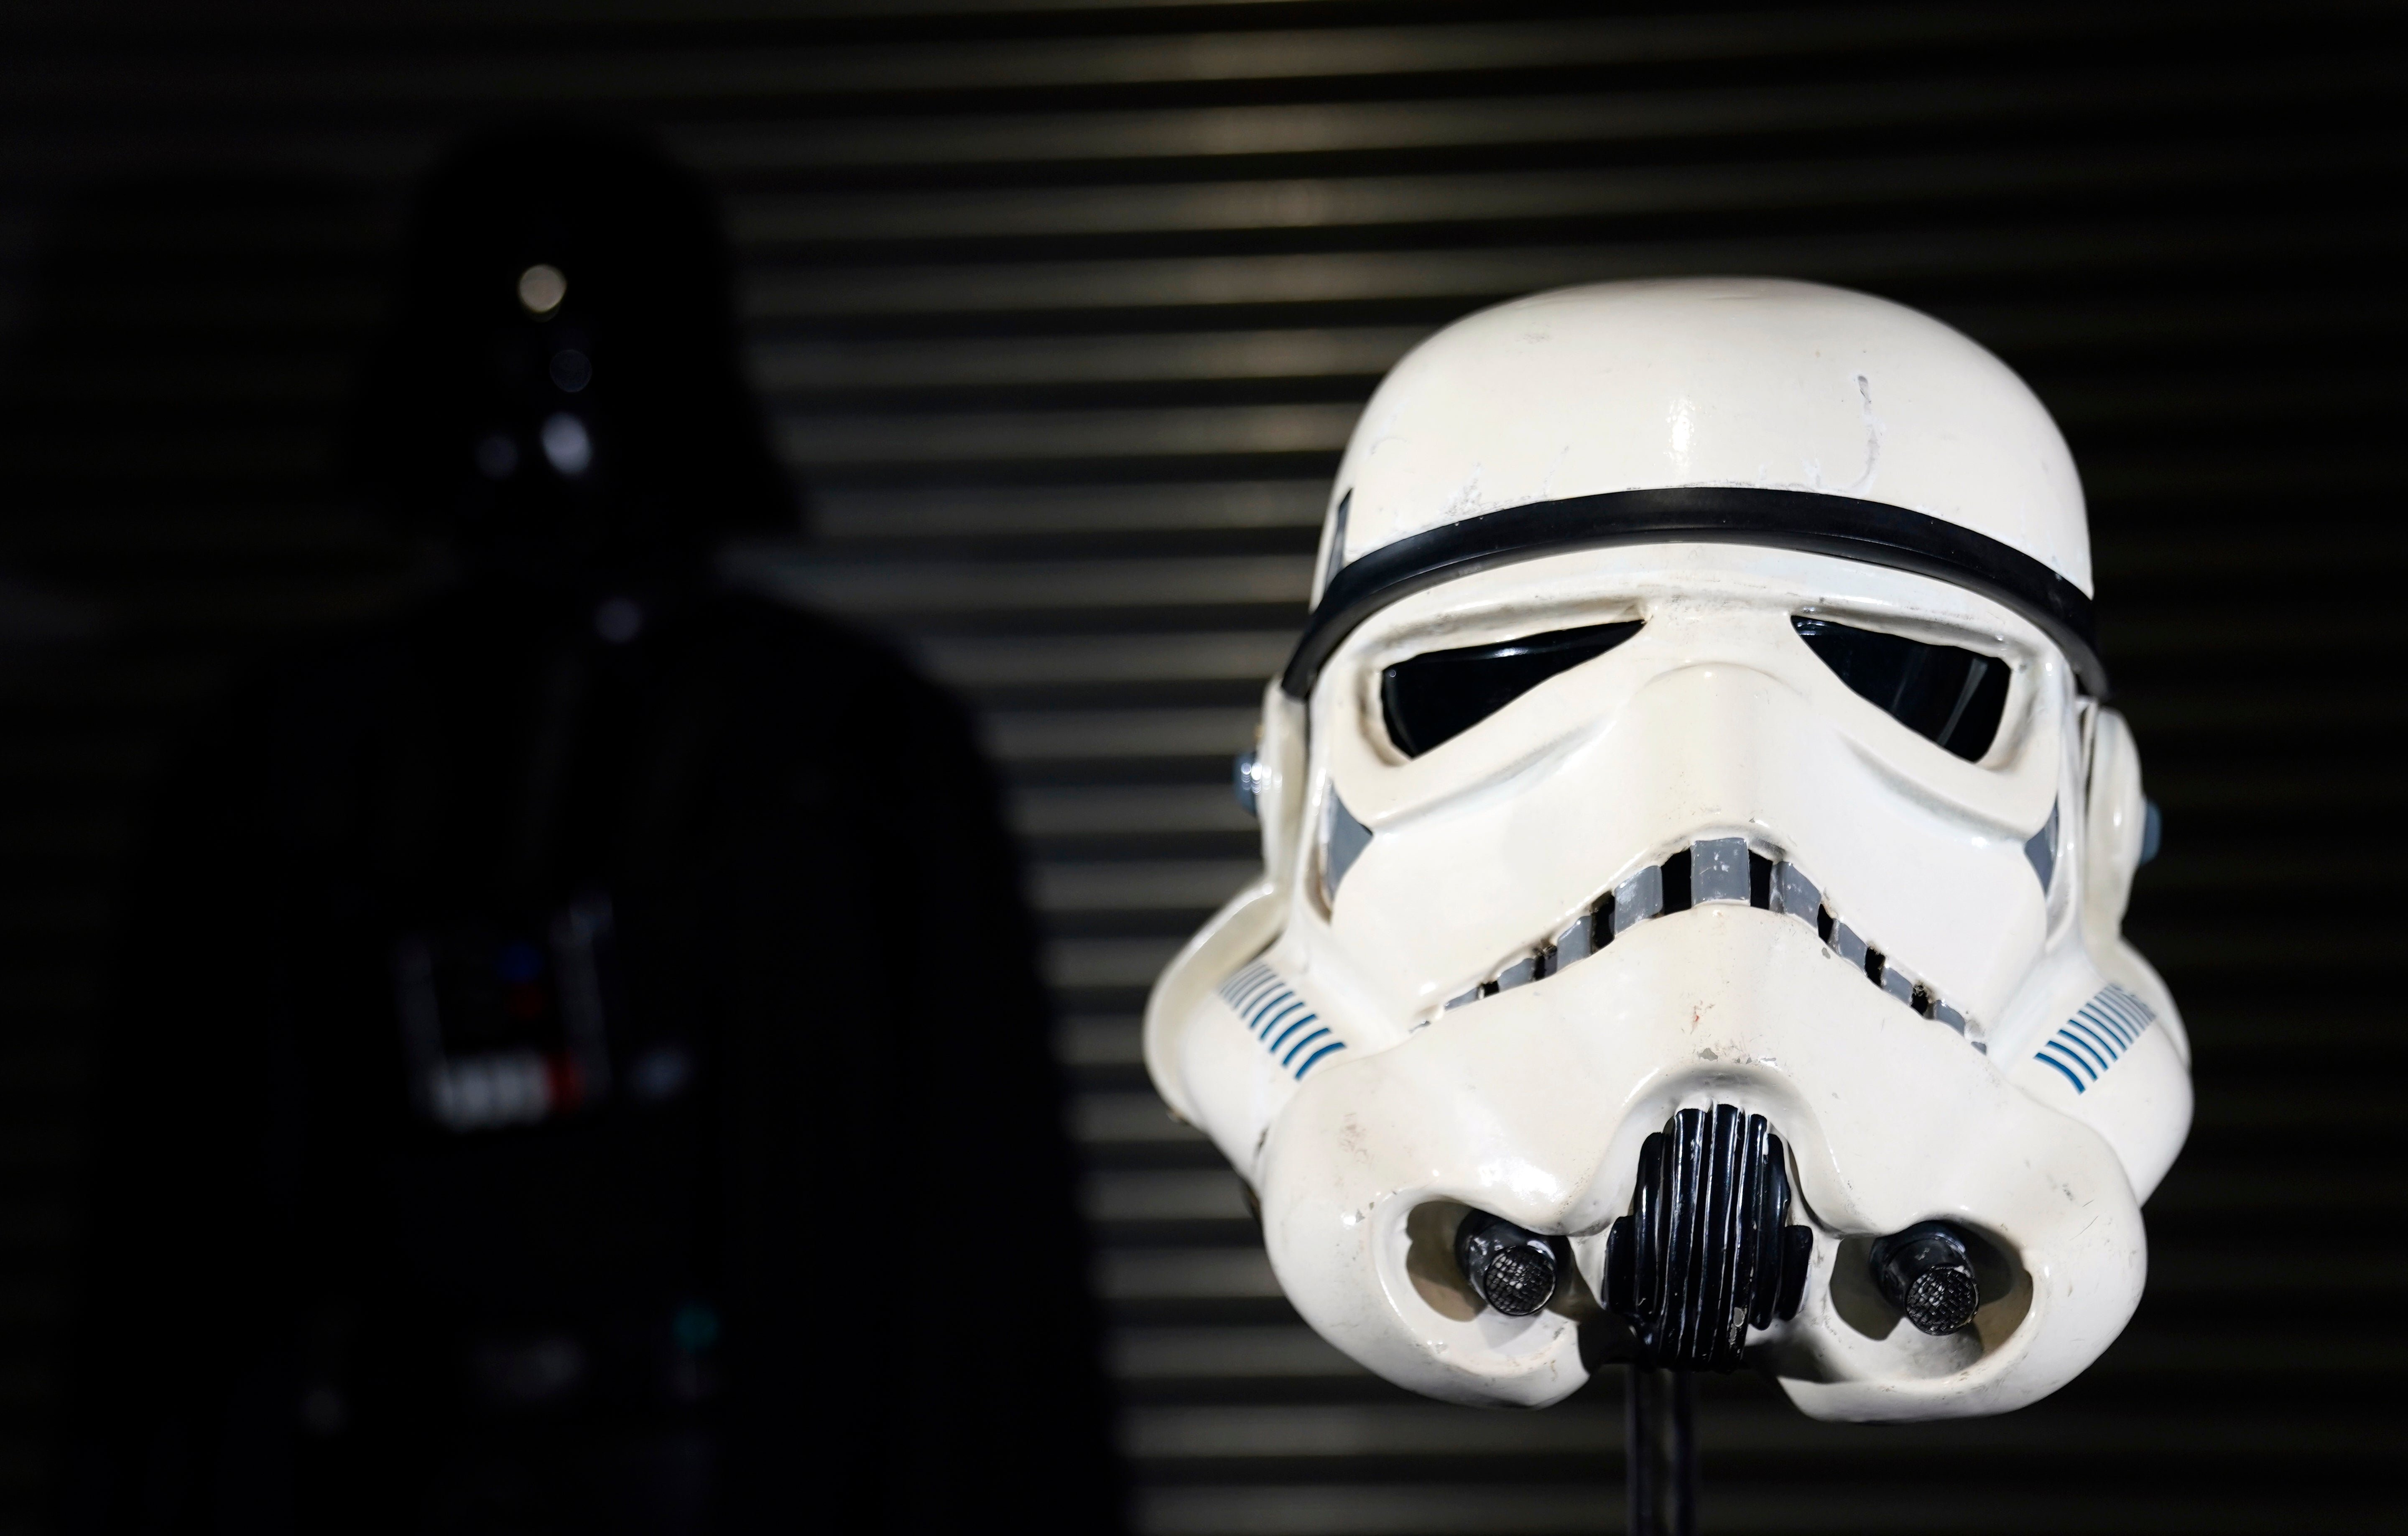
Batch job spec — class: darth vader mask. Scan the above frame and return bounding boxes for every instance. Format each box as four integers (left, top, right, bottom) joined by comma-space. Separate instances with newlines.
1146, 278, 2188, 1421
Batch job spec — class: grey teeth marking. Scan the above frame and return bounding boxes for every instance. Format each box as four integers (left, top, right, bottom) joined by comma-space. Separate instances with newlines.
1691, 836, 1751, 904
1875, 954, 1918, 1007
1441, 839, 1979, 1048
1494, 952, 1541, 991
1830, 923, 1869, 969
2024, 800, 2059, 890
1771, 861, 1821, 920
1322, 792, 1374, 903
1612, 866, 1661, 933
1551, 912, 1595, 967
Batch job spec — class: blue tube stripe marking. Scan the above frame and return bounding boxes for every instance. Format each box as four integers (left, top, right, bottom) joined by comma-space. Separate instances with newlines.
2035, 1051, 2089, 1093
1233, 992, 1291, 1030
1268, 1013, 1320, 1053
1220, 960, 1347, 1082
2091, 999, 2140, 1043
2046, 1036, 2100, 1078
1238, 977, 1282, 1011
2055, 1029, 2110, 1074
1246, 992, 1295, 1031
2103, 989, 2155, 1034
1219, 970, 1268, 1014
1220, 966, 1279, 1012
1231, 984, 1282, 1020
2064, 1017, 2121, 1061
1253, 1001, 1301, 1039
2042, 1039, 2098, 1082
1230, 963, 1277, 995
1295, 1041, 1347, 1079
2082, 1005, 2133, 1048
1255, 999, 1307, 1038
1281, 1027, 1332, 1067
2034, 984, 2161, 1093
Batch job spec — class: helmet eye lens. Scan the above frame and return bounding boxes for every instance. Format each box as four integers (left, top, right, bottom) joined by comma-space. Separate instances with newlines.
1792, 616, 2010, 761
1380, 621, 1642, 757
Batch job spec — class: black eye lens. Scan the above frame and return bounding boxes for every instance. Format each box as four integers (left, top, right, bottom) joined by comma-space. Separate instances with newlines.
1792, 616, 2010, 761
1380, 621, 1642, 758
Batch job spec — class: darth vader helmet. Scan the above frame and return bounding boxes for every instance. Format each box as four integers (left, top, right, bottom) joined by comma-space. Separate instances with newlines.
1146, 278, 2188, 1421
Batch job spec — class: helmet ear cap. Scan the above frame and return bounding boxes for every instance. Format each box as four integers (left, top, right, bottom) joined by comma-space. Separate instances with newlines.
1254, 684, 1309, 892
2081, 706, 2148, 938
1142, 683, 1306, 1131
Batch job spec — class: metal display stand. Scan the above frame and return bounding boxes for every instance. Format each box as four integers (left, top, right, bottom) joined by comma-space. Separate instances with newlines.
1625, 1367, 1696, 1536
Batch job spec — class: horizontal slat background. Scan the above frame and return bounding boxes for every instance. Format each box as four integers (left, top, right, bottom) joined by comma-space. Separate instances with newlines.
1, 2, 2403, 1531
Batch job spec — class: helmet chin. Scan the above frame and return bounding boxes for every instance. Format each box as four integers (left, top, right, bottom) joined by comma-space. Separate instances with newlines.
1256, 907, 2146, 1421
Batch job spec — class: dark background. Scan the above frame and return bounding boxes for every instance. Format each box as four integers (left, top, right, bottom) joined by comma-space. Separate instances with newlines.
1, 2, 2402, 1531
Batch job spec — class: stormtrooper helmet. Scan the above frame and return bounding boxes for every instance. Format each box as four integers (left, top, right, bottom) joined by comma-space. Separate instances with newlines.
1145, 278, 2189, 1421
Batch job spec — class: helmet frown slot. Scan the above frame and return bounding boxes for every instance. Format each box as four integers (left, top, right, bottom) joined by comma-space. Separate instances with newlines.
1441, 841, 1977, 1046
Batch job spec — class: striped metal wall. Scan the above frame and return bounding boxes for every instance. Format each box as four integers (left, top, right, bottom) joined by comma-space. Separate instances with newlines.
2, 3, 2403, 1530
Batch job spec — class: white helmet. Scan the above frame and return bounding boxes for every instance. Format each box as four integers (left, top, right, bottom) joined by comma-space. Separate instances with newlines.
1145, 278, 2188, 1421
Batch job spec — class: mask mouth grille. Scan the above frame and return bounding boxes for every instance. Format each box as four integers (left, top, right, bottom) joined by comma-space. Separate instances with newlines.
1605, 1104, 1814, 1372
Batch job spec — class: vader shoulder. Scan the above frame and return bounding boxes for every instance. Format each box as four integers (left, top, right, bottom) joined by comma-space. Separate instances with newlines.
168, 584, 974, 803
684, 586, 977, 743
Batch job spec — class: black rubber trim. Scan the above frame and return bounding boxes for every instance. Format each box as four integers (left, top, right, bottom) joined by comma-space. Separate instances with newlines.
1280, 487, 2105, 699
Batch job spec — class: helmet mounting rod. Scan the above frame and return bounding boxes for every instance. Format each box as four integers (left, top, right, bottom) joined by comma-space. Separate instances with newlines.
1626, 1365, 1696, 1536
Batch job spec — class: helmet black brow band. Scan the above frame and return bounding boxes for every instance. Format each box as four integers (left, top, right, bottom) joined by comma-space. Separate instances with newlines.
1279, 486, 2107, 700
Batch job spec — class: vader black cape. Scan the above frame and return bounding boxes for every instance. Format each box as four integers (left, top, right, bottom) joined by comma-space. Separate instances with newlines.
68, 578, 1124, 1535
